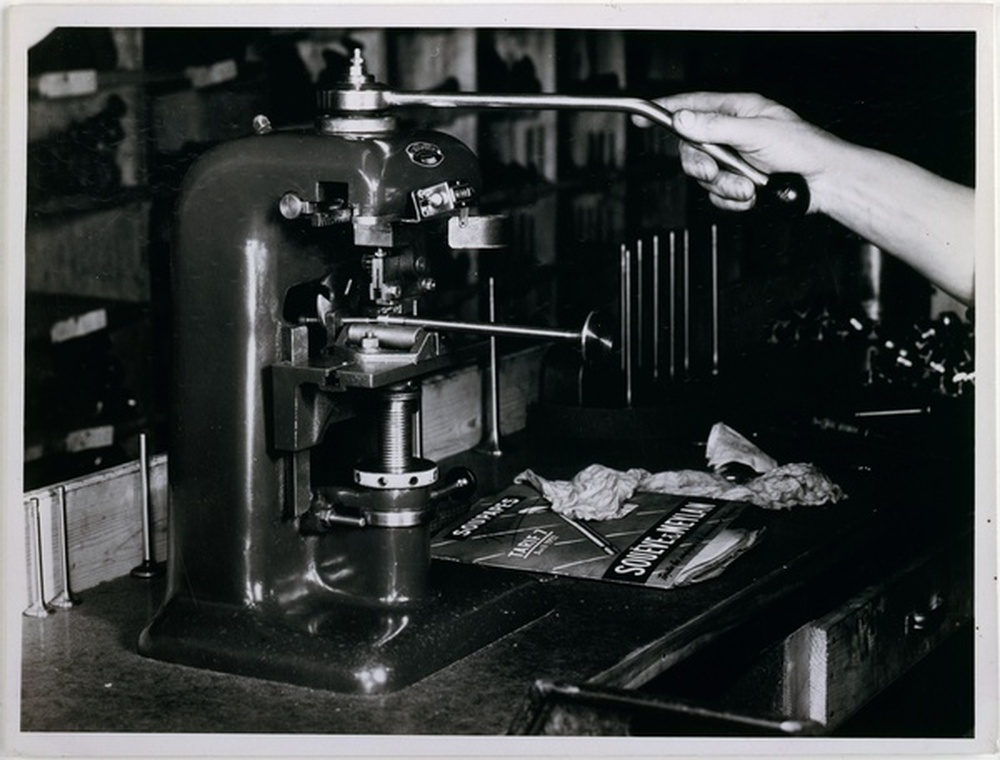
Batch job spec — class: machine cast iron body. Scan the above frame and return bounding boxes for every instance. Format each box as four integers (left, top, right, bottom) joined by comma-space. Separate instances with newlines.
138, 51, 782, 694
138, 58, 560, 694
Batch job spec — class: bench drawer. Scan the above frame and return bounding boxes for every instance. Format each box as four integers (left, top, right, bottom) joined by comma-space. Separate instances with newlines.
782, 535, 973, 729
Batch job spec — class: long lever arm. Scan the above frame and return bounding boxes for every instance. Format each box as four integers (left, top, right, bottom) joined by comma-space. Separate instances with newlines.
381, 91, 809, 214
323, 49, 810, 213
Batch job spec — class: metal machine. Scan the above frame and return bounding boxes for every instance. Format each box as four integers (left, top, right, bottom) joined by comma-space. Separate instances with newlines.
138, 51, 804, 694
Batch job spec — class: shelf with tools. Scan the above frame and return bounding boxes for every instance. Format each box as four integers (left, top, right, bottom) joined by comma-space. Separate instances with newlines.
22, 292, 165, 493
25, 70, 150, 297
24, 30, 151, 488
23, 29, 277, 487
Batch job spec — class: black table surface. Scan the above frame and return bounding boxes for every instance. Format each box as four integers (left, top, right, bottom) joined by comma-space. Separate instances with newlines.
19, 413, 973, 736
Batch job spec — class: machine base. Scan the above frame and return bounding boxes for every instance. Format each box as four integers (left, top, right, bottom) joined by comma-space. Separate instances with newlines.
137, 561, 551, 694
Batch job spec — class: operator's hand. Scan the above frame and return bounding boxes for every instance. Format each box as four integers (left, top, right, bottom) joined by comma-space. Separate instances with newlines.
637, 92, 974, 305
651, 92, 839, 214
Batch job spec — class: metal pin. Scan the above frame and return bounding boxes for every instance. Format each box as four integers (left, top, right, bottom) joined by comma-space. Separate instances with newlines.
517, 505, 550, 515
131, 433, 162, 579
624, 245, 634, 407
48, 486, 78, 609
23, 498, 52, 618
558, 514, 618, 556
410, 280, 424, 458
652, 234, 660, 381
711, 223, 719, 376
619, 244, 627, 373
854, 407, 928, 418
636, 238, 644, 370
683, 229, 690, 378
477, 277, 502, 457
669, 231, 676, 381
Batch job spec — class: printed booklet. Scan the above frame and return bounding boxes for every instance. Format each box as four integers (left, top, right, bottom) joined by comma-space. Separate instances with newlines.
431, 484, 764, 590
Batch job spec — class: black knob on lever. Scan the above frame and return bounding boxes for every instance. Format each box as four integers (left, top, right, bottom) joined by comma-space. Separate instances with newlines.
756, 172, 811, 216
692, 139, 810, 216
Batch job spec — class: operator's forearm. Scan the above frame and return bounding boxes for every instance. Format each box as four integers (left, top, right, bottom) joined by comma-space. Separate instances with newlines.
810, 139, 975, 304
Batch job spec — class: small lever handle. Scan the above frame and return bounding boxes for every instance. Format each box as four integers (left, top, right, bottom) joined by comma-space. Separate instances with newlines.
430, 467, 477, 504
300, 488, 369, 533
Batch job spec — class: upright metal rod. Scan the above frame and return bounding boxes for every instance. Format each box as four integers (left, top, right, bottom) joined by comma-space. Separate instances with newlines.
49, 485, 78, 609
624, 245, 634, 407
412, 285, 423, 458
652, 235, 660, 381
619, 245, 627, 373
23, 498, 51, 618
131, 433, 162, 579
139, 434, 152, 559
669, 231, 676, 381
479, 277, 502, 457
636, 239, 644, 370
711, 223, 720, 376
683, 229, 691, 378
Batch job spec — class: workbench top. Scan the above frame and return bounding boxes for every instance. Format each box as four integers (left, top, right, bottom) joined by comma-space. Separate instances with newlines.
18, 421, 973, 737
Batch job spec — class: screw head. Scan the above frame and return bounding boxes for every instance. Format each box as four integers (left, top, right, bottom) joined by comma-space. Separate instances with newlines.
252, 114, 273, 135
279, 193, 304, 219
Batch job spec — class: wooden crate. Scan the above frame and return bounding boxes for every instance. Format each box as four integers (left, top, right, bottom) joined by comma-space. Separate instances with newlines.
21, 454, 168, 611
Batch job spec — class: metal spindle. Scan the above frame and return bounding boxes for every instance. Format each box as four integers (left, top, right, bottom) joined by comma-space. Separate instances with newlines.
619, 244, 627, 373
711, 223, 719, 375
652, 235, 660, 381
379, 386, 419, 472
49, 485, 78, 609
636, 239, 644, 370
131, 433, 162, 579
624, 244, 634, 407
683, 229, 690, 378
409, 296, 424, 459
669, 231, 676, 381
23, 498, 52, 618
478, 277, 503, 457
